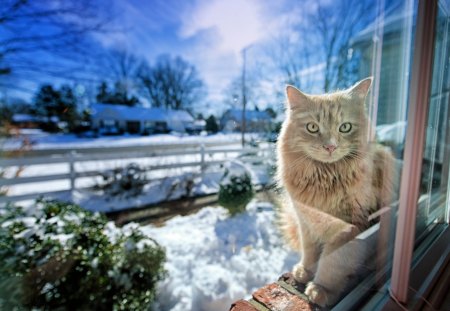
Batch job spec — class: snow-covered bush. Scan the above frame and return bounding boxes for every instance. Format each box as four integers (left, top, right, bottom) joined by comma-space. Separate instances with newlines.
0, 199, 166, 310
96, 163, 148, 198
218, 161, 254, 215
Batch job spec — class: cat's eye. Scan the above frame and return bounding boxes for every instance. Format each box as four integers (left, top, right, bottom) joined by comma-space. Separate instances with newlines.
306, 123, 319, 133
339, 122, 352, 133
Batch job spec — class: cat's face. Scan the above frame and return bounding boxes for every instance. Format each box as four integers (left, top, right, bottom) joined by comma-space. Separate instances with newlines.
283, 78, 372, 163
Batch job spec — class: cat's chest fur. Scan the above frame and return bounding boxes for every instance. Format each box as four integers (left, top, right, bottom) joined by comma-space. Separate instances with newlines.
282, 151, 378, 227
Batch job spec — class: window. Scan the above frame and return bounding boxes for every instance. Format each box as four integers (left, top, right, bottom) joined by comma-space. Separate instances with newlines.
1, 0, 449, 310
418, 0, 450, 239
364, 0, 450, 309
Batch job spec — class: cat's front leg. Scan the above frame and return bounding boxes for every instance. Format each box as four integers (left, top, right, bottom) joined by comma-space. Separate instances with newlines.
305, 224, 360, 307
292, 226, 320, 283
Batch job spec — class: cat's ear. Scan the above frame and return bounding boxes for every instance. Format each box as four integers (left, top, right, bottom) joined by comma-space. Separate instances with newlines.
286, 85, 308, 110
348, 77, 372, 100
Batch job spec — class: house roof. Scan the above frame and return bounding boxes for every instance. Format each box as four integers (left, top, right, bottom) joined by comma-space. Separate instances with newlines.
90, 103, 193, 123
12, 114, 40, 123
12, 114, 59, 123
166, 110, 194, 123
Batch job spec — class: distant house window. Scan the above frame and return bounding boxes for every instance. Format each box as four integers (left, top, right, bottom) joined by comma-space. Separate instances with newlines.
103, 119, 116, 127
99, 119, 120, 135
126, 121, 140, 134
144, 121, 168, 133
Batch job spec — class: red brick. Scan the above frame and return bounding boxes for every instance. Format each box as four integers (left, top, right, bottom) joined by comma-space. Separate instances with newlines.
253, 283, 315, 311
229, 299, 259, 311
278, 272, 307, 292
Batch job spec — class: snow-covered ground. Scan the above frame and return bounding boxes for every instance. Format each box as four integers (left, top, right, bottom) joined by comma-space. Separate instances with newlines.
2, 129, 275, 213
68, 160, 270, 213
2, 132, 260, 150
142, 200, 297, 311
4, 154, 273, 213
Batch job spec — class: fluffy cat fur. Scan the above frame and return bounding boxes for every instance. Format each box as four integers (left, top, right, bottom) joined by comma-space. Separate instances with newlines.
276, 78, 394, 307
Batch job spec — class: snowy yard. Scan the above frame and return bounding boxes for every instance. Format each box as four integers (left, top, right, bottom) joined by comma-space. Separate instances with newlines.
1, 131, 275, 214
143, 200, 297, 311
2, 132, 259, 151
1, 130, 286, 310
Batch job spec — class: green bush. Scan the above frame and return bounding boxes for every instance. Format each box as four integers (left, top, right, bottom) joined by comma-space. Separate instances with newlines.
0, 199, 166, 310
218, 168, 254, 216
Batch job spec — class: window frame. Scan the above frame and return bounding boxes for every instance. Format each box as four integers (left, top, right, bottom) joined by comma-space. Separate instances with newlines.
390, 0, 439, 303
335, 0, 450, 309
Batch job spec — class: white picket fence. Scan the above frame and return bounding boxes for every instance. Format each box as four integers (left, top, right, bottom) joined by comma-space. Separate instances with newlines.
0, 142, 275, 204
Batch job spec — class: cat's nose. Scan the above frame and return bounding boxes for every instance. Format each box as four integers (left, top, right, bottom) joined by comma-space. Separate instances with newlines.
323, 144, 337, 153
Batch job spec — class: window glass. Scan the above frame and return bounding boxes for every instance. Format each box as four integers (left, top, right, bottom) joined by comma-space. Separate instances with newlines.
333, 1, 417, 306
417, 0, 450, 239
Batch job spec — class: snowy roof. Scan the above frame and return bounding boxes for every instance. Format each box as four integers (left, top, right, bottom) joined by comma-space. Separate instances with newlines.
165, 110, 194, 123
12, 114, 59, 123
222, 109, 272, 121
90, 103, 193, 123
194, 120, 206, 126
12, 114, 41, 123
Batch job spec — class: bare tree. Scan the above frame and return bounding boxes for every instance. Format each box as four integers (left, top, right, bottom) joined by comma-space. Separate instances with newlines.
222, 74, 261, 110
310, 0, 372, 92
137, 55, 205, 111
268, 0, 372, 92
0, 0, 114, 91
265, 14, 314, 90
98, 48, 143, 104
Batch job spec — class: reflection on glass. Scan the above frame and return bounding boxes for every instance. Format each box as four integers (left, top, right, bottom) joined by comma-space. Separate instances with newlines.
288, 0, 419, 308
418, 0, 450, 239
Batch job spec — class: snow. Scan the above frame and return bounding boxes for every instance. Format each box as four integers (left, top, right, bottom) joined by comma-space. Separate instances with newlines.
91, 103, 169, 122
4, 148, 272, 213
58, 160, 269, 213
12, 114, 42, 123
90, 103, 195, 127
220, 160, 253, 186
141, 200, 297, 311
376, 121, 406, 144
2, 132, 258, 151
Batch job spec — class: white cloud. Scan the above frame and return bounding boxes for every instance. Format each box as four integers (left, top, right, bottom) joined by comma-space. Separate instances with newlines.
176, 0, 286, 115
179, 0, 266, 54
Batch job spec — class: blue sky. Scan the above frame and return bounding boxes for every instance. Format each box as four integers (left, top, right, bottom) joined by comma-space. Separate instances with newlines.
2, 0, 390, 115
95, 0, 297, 111
1, 0, 298, 113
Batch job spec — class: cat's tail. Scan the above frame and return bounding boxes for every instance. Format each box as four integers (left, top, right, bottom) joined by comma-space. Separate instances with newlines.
275, 193, 302, 251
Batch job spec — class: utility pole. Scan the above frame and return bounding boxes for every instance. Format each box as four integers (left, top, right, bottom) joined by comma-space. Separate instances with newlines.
241, 47, 248, 147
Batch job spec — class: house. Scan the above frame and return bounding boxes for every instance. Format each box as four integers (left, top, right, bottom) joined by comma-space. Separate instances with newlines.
350, 3, 412, 126
351, 4, 449, 165
90, 103, 194, 135
11, 114, 60, 130
220, 109, 273, 132
11, 114, 43, 129
188, 119, 206, 134
165, 110, 195, 133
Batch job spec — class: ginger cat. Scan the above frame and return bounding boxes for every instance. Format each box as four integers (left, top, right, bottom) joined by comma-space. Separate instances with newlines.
276, 78, 394, 307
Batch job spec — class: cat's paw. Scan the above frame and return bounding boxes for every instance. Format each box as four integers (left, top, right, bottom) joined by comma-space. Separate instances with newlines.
343, 224, 359, 238
305, 282, 328, 307
292, 263, 313, 283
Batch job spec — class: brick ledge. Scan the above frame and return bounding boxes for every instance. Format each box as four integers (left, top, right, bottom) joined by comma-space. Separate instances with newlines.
230, 273, 326, 311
